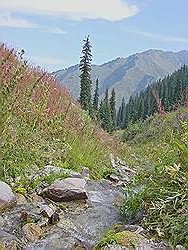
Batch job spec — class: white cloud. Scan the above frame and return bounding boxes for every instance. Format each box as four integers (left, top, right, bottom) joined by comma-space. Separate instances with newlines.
0, 0, 139, 21
131, 30, 188, 43
0, 11, 37, 28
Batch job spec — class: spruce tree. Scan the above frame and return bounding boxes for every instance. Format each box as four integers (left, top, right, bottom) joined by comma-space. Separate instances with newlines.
93, 78, 99, 111
110, 88, 116, 130
99, 88, 113, 132
79, 35, 92, 111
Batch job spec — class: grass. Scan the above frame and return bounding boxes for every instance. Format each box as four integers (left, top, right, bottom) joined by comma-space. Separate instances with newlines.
119, 108, 188, 247
0, 43, 120, 188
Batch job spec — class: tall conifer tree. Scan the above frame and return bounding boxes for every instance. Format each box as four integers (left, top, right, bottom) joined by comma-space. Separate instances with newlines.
79, 36, 92, 111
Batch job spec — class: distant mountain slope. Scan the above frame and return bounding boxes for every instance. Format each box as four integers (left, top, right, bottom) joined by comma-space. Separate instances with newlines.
54, 49, 188, 105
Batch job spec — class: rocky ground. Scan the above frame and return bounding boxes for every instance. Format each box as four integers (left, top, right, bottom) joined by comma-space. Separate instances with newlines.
0, 159, 185, 250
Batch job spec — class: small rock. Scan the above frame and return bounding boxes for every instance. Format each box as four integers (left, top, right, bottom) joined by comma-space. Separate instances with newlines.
16, 193, 27, 205
175, 245, 186, 250
22, 223, 43, 242
48, 212, 60, 225
107, 174, 120, 183
82, 167, 90, 179
28, 193, 42, 204
39, 204, 59, 225
20, 211, 33, 223
39, 204, 56, 218
0, 181, 17, 211
70, 171, 83, 178
41, 178, 88, 202
0, 215, 4, 227
37, 217, 49, 228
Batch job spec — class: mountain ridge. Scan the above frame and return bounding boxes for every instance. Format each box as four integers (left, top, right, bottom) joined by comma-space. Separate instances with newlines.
53, 49, 188, 105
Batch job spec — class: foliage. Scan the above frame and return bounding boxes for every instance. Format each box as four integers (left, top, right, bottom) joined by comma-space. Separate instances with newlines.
99, 88, 117, 133
117, 65, 188, 129
79, 35, 92, 111
120, 109, 188, 247
0, 43, 120, 187
93, 78, 99, 111
110, 88, 116, 130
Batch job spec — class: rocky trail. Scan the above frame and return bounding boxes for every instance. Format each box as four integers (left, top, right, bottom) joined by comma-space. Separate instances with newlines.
0, 158, 184, 250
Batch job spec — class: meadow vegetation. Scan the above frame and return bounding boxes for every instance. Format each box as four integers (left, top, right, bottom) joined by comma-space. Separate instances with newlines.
120, 109, 188, 247
0, 44, 120, 187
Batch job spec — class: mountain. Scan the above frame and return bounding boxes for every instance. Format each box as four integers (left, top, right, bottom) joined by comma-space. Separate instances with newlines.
53, 49, 188, 105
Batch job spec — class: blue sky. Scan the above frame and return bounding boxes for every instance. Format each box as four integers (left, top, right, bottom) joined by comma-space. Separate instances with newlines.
0, 0, 188, 71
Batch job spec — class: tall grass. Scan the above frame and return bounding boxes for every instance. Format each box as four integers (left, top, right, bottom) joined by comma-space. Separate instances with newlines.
1, 43, 120, 184
120, 109, 188, 247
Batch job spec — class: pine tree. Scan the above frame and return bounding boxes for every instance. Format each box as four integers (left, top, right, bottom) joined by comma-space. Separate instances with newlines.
117, 97, 126, 128
110, 88, 116, 130
79, 35, 92, 111
118, 65, 188, 129
99, 88, 113, 132
93, 78, 99, 111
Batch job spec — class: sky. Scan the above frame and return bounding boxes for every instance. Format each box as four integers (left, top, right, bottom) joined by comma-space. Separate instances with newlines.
0, 0, 188, 72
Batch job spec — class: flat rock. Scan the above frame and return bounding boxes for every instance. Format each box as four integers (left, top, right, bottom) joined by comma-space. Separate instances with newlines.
0, 181, 17, 211
41, 178, 88, 202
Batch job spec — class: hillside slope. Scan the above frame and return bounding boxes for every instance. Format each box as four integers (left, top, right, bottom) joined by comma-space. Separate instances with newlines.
1, 43, 120, 184
54, 49, 188, 105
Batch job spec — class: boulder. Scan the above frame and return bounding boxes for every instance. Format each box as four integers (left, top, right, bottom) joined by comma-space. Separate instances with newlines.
41, 178, 88, 202
0, 181, 17, 211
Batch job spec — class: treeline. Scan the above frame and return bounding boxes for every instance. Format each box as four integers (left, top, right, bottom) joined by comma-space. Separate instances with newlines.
117, 65, 188, 129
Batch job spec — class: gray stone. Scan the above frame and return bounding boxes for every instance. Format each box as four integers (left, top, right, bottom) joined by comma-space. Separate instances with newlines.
108, 174, 120, 183
70, 171, 83, 178
41, 178, 88, 202
175, 245, 186, 250
0, 229, 24, 249
39, 204, 56, 218
82, 167, 90, 179
26, 234, 87, 250
0, 181, 17, 211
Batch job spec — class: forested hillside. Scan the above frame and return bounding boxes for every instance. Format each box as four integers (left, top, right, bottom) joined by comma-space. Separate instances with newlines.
117, 65, 188, 128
